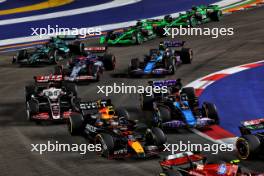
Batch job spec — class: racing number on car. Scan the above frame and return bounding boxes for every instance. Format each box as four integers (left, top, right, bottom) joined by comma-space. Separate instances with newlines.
85, 124, 97, 132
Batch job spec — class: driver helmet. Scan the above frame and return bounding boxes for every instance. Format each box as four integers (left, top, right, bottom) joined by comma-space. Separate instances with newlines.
99, 106, 115, 120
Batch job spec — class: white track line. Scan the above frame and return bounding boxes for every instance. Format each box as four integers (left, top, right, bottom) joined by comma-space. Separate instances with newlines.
0, 0, 6, 3
0, 0, 246, 46
186, 60, 264, 144
0, 0, 141, 25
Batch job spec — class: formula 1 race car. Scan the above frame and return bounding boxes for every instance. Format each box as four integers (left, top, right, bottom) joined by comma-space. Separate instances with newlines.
236, 118, 264, 160
100, 20, 157, 45
152, 5, 222, 35
54, 46, 116, 82
68, 99, 167, 159
140, 79, 219, 129
25, 75, 79, 123
159, 152, 262, 176
12, 36, 84, 66
128, 41, 193, 77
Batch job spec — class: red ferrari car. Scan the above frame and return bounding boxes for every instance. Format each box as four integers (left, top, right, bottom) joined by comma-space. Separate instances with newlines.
159, 152, 263, 176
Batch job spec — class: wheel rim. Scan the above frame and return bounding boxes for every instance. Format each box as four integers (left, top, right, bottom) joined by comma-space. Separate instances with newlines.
96, 135, 108, 157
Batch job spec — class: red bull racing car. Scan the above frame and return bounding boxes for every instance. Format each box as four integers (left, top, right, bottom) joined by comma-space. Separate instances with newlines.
68, 99, 167, 159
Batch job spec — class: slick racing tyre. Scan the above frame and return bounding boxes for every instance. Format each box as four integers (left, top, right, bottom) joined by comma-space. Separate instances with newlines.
157, 106, 171, 122
236, 135, 261, 160
17, 50, 28, 62
70, 97, 81, 112
69, 41, 85, 54
145, 127, 167, 147
103, 54, 116, 70
63, 82, 78, 96
115, 108, 130, 120
202, 102, 219, 124
130, 58, 140, 70
140, 93, 153, 111
26, 100, 39, 121
208, 10, 222, 21
25, 85, 36, 102
95, 133, 115, 158
179, 48, 193, 64
68, 113, 84, 135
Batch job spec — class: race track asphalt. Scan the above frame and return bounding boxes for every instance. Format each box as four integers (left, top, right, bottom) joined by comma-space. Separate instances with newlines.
0, 6, 264, 176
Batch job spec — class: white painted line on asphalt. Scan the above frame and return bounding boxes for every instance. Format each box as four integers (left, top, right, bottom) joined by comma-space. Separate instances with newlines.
185, 60, 264, 144
214, 0, 251, 8
0, 0, 142, 25
0, 0, 247, 46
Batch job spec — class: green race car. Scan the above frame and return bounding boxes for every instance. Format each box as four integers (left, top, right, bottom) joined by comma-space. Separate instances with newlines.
150, 5, 222, 36
13, 36, 85, 66
100, 20, 157, 45
100, 5, 222, 44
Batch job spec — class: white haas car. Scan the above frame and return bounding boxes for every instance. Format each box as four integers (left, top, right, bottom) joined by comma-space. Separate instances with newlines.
25, 75, 79, 123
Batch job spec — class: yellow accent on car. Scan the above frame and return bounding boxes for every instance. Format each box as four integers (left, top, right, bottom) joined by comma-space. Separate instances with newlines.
130, 141, 145, 154
0, 0, 74, 15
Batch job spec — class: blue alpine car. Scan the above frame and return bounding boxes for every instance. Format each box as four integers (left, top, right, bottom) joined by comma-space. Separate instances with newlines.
128, 41, 193, 77
140, 79, 219, 129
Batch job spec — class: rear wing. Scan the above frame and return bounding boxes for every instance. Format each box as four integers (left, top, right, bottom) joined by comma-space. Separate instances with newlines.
149, 79, 182, 89
34, 75, 63, 83
162, 40, 185, 48
84, 46, 107, 53
240, 118, 264, 133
